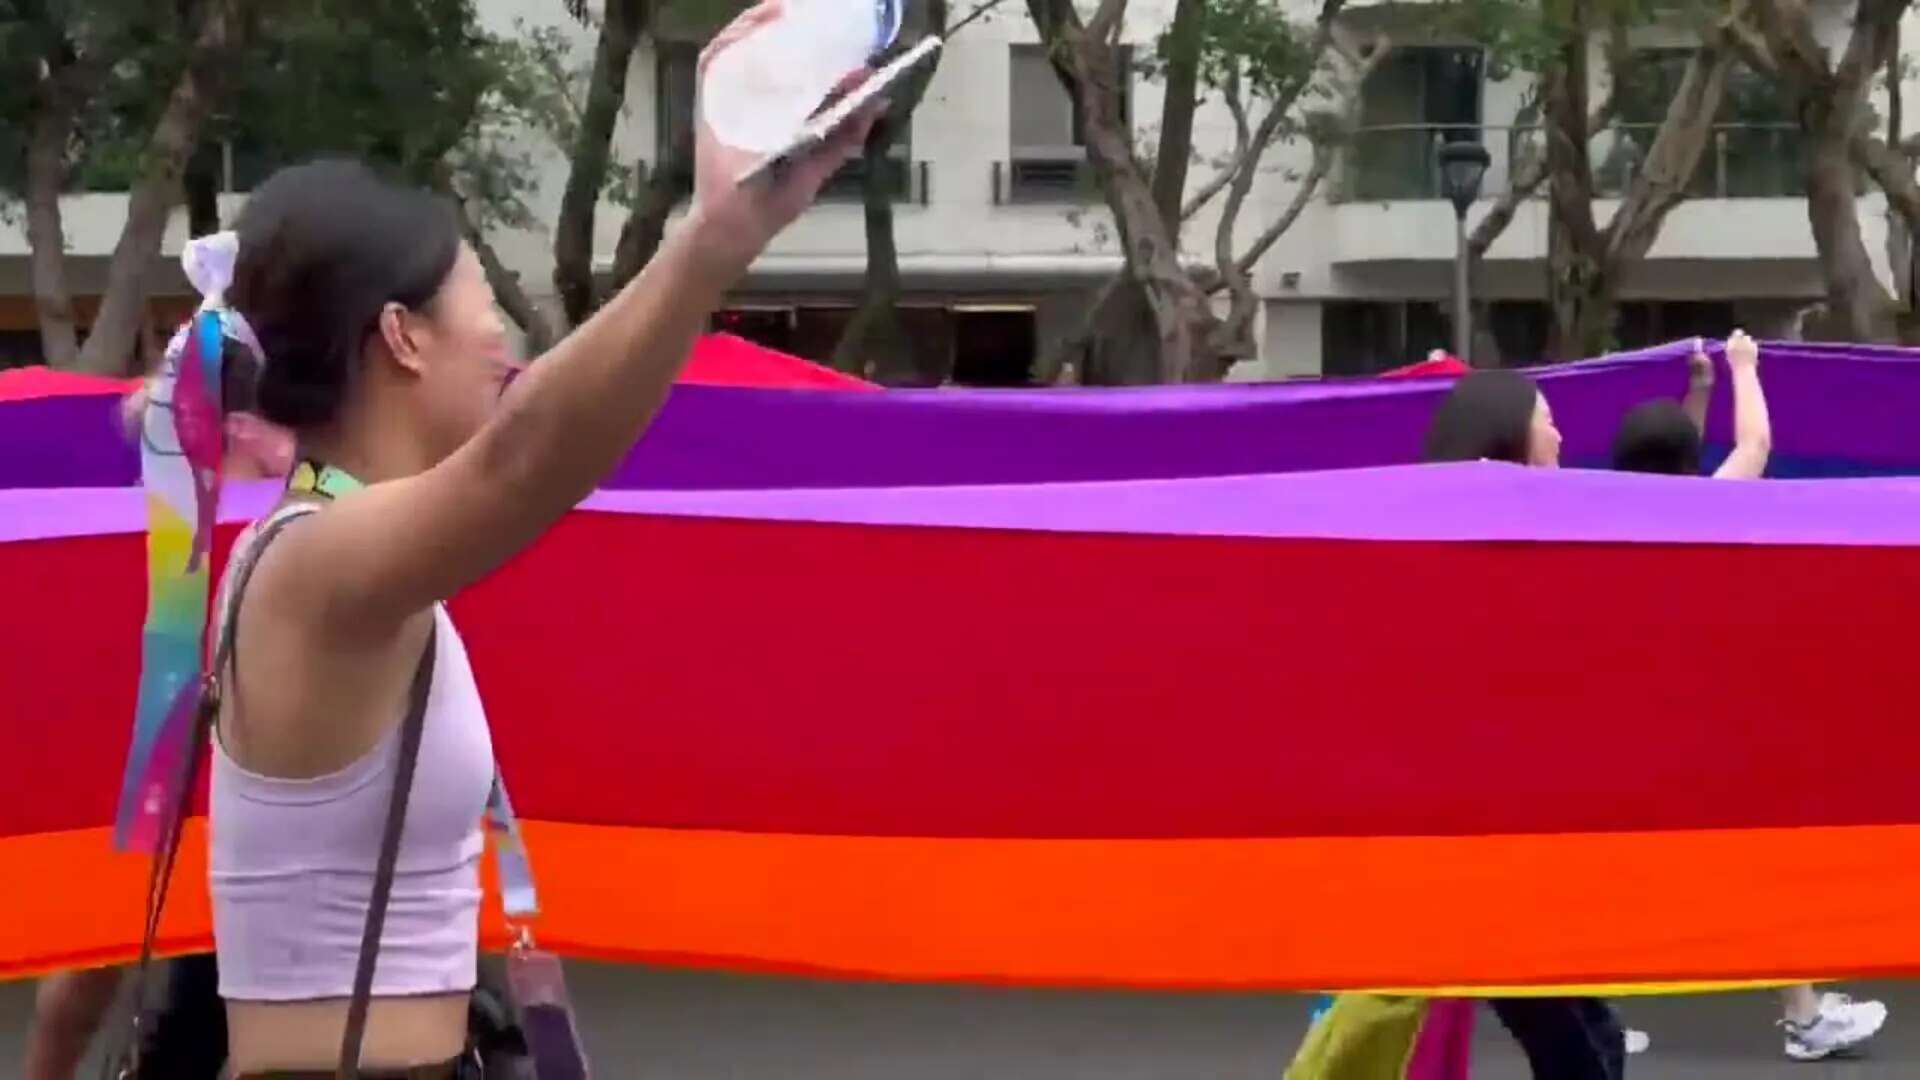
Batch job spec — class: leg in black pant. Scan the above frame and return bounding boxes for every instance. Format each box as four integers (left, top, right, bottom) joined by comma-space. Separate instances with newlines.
1490, 996, 1625, 1080
140, 953, 228, 1078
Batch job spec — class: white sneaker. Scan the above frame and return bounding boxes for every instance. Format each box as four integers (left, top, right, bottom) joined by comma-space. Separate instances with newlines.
1623, 1028, 1651, 1055
1782, 993, 1888, 1061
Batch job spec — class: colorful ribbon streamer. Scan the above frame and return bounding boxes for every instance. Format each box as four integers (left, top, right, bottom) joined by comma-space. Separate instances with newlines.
114, 234, 250, 852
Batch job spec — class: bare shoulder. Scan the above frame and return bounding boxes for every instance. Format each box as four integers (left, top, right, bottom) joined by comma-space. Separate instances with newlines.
218, 505, 433, 780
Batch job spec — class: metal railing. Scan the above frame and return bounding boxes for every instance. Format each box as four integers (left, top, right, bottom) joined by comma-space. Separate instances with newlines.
991, 157, 1101, 205
1336, 122, 1809, 203
820, 157, 930, 205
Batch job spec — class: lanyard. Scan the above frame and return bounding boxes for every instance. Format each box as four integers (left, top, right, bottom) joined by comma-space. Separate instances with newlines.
288, 461, 541, 922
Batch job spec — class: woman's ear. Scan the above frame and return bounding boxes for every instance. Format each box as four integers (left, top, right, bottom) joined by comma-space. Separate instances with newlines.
375, 302, 427, 375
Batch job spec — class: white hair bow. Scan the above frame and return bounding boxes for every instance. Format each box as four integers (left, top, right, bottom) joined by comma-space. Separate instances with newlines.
162, 231, 263, 365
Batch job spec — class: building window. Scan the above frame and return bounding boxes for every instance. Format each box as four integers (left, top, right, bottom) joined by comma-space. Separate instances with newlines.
818, 141, 915, 202
1617, 300, 1736, 350
1344, 47, 1483, 201
1605, 50, 1802, 199
0, 330, 42, 370
1487, 301, 1550, 367
1004, 44, 1126, 202
712, 307, 796, 353
953, 306, 1037, 385
1321, 300, 1452, 375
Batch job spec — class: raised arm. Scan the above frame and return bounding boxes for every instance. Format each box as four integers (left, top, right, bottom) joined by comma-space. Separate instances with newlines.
1713, 329, 1772, 480
271, 2, 874, 634
1681, 337, 1713, 436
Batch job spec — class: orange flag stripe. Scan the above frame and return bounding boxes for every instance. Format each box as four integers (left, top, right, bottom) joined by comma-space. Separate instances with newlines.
7, 821, 1919, 992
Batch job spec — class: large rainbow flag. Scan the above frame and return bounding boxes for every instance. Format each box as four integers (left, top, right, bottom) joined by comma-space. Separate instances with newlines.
7, 339, 1920, 491
2, 338, 1919, 992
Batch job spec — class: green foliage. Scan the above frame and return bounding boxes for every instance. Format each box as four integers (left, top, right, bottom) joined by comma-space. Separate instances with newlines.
212, 0, 498, 186
1191, 0, 1315, 103
0, 0, 202, 194
1438, 0, 1709, 80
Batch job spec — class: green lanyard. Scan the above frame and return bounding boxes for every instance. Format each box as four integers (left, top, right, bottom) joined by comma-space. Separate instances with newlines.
288, 460, 364, 500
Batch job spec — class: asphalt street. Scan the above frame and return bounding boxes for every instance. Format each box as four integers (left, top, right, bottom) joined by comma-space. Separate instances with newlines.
4, 965, 1913, 1077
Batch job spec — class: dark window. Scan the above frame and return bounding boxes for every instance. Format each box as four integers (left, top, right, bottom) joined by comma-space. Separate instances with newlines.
953, 308, 1037, 385
1487, 301, 1550, 368
1346, 47, 1483, 201
1616, 300, 1736, 350
711, 308, 796, 353
0, 330, 43, 370
1321, 300, 1452, 375
819, 148, 915, 202
791, 307, 857, 362
1006, 44, 1128, 202
1610, 49, 1802, 198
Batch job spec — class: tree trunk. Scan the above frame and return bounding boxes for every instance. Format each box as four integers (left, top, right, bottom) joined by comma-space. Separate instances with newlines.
1747, 0, 1904, 342
1027, 0, 1219, 382
465, 212, 559, 358
1603, 45, 1730, 265
1541, 0, 1611, 357
1546, 248, 1617, 358
1074, 36, 1213, 380
608, 134, 691, 295
829, 0, 946, 384
1149, 0, 1203, 226
428, 160, 559, 356
1043, 275, 1160, 385
552, 0, 645, 328
25, 70, 81, 370
1086, 280, 1163, 384
1807, 113, 1895, 341
75, 0, 243, 375
831, 136, 917, 382
184, 142, 222, 238
1884, 44, 1914, 317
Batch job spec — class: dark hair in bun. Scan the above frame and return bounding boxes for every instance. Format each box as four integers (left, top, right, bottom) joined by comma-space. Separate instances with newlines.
1422, 370, 1541, 465
224, 160, 461, 431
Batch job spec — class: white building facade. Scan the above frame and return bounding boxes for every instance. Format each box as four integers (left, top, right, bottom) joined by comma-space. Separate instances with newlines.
2, 0, 1913, 380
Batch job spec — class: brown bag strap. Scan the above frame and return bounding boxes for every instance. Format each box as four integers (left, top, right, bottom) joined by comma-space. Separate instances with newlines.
339, 620, 438, 1078
123, 504, 319, 1073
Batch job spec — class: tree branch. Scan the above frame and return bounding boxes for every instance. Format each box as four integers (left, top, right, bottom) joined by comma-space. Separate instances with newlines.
1604, 33, 1733, 265
552, 0, 644, 327
1086, 0, 1128, 45
1856, 131, 1920, 233
1467, 157, 1544, 259
1232, 143, 1333, 277
944, 0, 1008, 37
1721, 3, 1779, 79
1179, 74, 1251, 219
1746, 0, 1832, 87
1221, 26, 1383, 283
1835, 0, 1906, 92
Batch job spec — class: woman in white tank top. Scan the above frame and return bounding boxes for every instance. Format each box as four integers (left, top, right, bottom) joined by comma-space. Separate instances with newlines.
156, 9, 880, 1075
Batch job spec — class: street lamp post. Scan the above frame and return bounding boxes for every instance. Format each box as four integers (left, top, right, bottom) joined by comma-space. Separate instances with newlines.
1437, 139, 1490, 364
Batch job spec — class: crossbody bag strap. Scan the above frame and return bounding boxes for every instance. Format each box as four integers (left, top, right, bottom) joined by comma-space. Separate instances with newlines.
122, 504, 319, 1074
339, 618, 439, 1079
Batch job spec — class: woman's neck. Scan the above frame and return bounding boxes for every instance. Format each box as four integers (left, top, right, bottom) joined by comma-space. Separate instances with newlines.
296, 412, 436, 487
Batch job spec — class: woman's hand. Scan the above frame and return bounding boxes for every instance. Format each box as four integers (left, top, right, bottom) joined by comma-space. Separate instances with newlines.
1726, 328, 1760, 373
1686, 337, 1714, 390
684, 0, 881, 273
